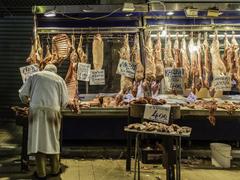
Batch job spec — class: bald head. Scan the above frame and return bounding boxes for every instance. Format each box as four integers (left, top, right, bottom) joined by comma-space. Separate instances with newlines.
44, 64, 57, 73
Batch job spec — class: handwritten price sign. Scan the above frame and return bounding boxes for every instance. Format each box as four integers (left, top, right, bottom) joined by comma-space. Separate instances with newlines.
90, 70, 105, 85
164, 68, 184, 93
77, 63, 91, 81
212, 75, 231, 91
116, 59, 135, 78
19, 64, 39, 83
143, 104, 171, 124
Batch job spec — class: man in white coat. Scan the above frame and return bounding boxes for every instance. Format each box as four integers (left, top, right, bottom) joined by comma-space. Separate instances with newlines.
19, 64, 68, 179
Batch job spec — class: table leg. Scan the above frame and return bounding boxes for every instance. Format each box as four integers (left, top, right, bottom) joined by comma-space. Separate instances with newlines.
164, 137, 175, 180
126, 132, 132, 171
175, 137, 180, 180
134, 133, 139, 180
137, 134, 141, 180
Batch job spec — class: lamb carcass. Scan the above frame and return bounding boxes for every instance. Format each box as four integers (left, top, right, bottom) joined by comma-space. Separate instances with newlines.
70, 34, 79, 63
51, 34, 71, 65
223, 33, 233, 74
26, 43, 36, 64
92, 33, 104, 70
164, 33, 174, 67
132, 34, 144, 82
173, 32, 181, 68
77, 35, 87, 63
154, 32, 164, 81
210, 32, 226, 77
196, 33, 203, 89
145, 32, 156, 81
202, 32, 211, 88
40, 45, 52, 69
65, 62, 78, 102
231, 34, 239, 83
36, 35, 43, 64
180, 33, 190, 88
119, 34, 133, 92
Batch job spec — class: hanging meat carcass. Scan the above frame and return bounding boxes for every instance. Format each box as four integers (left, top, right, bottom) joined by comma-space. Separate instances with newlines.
231, 33, 239, 84
65, 62, 78, 102
154, 32, 164, 81
164, 33, 174, 67
93, 33, 104, 70
196, 33, 203, 89
210, 32, 226, 77
77, 35, 87, 63
36, 35, 43, 64
26, 43, 36, 64
119, 34, 133, 93
145, 32, 156, 81
180, 33, 190, 88
202, 32, 211, 88
40, 44, 53, 69
70, 34, 78, 63
51, 34, 71, 65
188, 32, 198, 91
173, 32, 181, 68
133, 34, 144, 82
223, 33, 233, 74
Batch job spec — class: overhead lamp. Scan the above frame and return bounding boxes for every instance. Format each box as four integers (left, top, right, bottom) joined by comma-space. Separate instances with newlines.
166, 11, 174, 16
44, 10, 56, 17
184, 7, 198, 17
122, 3, 135, 12
207, 7, 220, 17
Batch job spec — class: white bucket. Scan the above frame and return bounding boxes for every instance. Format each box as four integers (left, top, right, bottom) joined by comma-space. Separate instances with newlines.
210, 143, 232, 168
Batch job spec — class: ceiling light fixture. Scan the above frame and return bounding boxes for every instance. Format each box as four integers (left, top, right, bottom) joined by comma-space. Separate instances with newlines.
184, 7, 198, 17
122, 3, 135, 12
166, 11, 174, 16
44, 9, 56, 17
207, 7, 220, 17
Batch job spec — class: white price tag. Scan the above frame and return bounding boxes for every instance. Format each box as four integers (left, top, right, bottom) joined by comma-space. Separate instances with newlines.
212, 75, 231, 91
143, 104, 171, 124
90, 70, 105, 85
19, 64, 39, 83
77, 63, 91, 81
116, 59, 135, 78
164, 68, 184, 93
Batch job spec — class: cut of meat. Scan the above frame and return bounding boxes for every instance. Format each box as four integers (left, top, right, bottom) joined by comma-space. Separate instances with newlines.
36, 35, 43, 64
154, 32, 164, 81
180, 33, 190, 88
26, 43, 36, 64
77, 35, 87, 63
202, 32, 211, 88
196, 33, 203, 89
70, 34, 79, 63
223, 33, 233, 74
119, 34, 133, 92
65, 62, 78, 102
210, 32, 226, 77
92, 33, 104, 70
164, 33, 174, 67
173, 32, 181, 68
52, 34, 71, 64
145, 32, 156, 81
133, 34, 144, 82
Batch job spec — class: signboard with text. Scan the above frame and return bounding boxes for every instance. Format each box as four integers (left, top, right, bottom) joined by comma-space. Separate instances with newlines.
77, 63, 91, 81
19, 64, 39, 83
164, 68, 184, 93
116, 59, 135, 78
90, 70, 105, 85
212, 75, 231, 91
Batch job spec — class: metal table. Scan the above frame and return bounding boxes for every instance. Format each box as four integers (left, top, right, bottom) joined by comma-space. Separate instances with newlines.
125, 128, 190, 180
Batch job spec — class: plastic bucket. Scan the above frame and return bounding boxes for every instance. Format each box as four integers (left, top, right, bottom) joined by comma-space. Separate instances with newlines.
210, 143, 232, 168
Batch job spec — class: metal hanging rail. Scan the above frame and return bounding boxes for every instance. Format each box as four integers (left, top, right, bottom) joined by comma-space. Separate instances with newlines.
37, 27, 140, 34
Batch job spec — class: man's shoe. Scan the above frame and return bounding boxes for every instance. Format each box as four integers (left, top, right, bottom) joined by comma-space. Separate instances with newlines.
49, 167, 62, 177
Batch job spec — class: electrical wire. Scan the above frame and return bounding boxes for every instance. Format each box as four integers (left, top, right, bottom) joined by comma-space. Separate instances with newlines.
59, 8, 121, 21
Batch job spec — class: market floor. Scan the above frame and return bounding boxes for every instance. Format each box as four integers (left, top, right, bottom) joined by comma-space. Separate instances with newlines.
0, 158, 240, 180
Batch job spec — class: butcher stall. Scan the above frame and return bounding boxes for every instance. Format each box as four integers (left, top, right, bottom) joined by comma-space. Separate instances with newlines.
13, 3, 240, 144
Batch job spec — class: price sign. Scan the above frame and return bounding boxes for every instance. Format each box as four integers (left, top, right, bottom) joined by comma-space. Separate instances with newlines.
116, 59, 135, 78
143, 104, 171, 124
77, 63, 91, 81
212, 75, 231, 91
164, 68, 184, 93
19, 64, 39, 83
90, 70, 105, 85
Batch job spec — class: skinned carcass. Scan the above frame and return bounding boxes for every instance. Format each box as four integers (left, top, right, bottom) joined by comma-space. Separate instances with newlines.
154, 32, 164, 81
77, 35, 87, 63
92, 33, 104, 70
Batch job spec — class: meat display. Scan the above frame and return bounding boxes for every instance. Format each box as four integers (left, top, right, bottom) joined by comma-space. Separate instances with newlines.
77, 35, 87, 63
70, 35, 79, 63
144, 32, 156, 81
210, 32, 226, 77
180, 33, 190, 88
202, 32, 211, 88
52, 34, 71, 64
154, 32, 164, 81
119, 34, 133, 92
133, 34, 144, 82
92, 33, 104, 70
164, 33, 174, 67
173, 32, 181, 68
